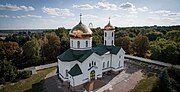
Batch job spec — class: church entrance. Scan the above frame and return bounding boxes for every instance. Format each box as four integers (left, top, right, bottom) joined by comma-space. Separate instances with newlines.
90, 70, 95, 81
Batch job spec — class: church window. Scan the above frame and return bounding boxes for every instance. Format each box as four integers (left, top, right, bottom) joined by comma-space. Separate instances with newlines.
89, 63, 91, 67
119, 61, 121, 67
66, 70, 68, 77
107, 61, 109, 67
112, 40, 113, 45
105, 40, 106, 45
112, 32, 113, 37
105, 32, 107, 37
92, 61, 94, 66
94, 62, 96, 66
86, 41, 88, 47
119, 55, 121, 58
77, 41, 80, 48
103, 62, 105, 68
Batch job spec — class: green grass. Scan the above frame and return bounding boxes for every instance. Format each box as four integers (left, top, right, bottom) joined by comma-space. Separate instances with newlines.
0, 67, 56, 92
130, 76, 157, 92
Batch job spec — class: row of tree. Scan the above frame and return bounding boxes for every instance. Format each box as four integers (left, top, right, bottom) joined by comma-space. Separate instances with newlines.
0, 28, 70, 68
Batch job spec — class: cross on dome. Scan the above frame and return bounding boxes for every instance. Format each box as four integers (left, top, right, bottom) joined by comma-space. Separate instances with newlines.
80, 13, 82, 23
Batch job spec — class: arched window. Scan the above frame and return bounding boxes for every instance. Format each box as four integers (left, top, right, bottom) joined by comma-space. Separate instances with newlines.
103, 62, 105, 68
107, 61, 109, 67
89, 63, 91, 67
66, 70, 68, 77
105, 32, 107, 37
92, 61, 94, 65
111, 40, 113, 45
105, 40, 106, 45
77, 41, 80, 48
94, 62, 96, 66
119, 61, 121, 67
112, 32, 113, 37
86, 41, 88, 47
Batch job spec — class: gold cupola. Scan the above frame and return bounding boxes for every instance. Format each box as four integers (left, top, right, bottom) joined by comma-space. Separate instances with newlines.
104, 17, 114, 30
69, 14, 92, 39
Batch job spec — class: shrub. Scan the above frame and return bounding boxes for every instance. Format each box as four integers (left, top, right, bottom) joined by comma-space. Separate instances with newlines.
0, 60, 17, 84
17, 71, 31, 79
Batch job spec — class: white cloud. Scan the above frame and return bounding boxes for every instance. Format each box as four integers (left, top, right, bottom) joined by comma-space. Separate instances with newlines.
0, 14, 42, 19
119, 2, 135, 10
119, 2, 137, 14
42, 6, 74, 17
148, 10, 180, 25
150, 10, 180, 17
0, 4, 34, 11
27, 14, 42, 18
138, 7, 148, 12
73, 4, 94, 10
95, 2, 118, 10
83, 14, 98, 19
0, 15, 9, 18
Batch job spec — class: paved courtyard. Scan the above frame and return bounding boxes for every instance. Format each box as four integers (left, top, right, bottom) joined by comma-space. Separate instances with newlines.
43, 60, 145, 92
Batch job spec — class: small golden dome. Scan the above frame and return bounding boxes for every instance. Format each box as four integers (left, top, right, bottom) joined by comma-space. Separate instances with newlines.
104, 17, 114, 30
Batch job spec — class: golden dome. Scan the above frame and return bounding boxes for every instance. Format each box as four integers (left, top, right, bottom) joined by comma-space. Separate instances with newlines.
69, 21, 92, 39
104, 17, 114, 30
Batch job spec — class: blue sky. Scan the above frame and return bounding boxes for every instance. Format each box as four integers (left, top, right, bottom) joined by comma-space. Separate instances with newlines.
0, 0, 180, 29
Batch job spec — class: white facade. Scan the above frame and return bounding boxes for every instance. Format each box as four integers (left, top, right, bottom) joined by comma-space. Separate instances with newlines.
70, 37, 92, 50
104, 30, 115, 46
58, 49, 125, 87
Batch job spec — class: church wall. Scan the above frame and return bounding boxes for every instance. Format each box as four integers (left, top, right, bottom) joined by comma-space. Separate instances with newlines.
104, 30, 114, 46
70, 38, 92, 50
102, 53, 111, 72
58, 59, 79, 80
120, 48, 125, 68
81, 53, 103, 83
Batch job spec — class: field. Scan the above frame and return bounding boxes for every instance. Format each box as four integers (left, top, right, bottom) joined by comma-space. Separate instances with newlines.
130, 76, 157, 92
0, 67, 55, 92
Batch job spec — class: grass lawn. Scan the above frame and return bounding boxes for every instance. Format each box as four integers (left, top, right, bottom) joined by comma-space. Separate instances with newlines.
0, 67, 56, 92
130, 76, 157, 92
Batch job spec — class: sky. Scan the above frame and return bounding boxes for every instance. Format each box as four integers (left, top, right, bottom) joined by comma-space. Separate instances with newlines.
0, 0, 180, 29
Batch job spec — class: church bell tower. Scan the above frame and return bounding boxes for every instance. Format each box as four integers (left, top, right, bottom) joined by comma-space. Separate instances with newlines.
104, 17, 115, 46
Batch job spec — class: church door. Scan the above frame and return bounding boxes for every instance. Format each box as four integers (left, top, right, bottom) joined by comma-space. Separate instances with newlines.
90, 70, 95, 81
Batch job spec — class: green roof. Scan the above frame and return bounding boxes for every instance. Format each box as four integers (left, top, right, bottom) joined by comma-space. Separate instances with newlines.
57, 49, 93, 63
68, 64, 82, 77
57, 45, 121, 63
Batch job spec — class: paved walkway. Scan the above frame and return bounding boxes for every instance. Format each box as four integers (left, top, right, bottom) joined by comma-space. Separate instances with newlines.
125, 55, 180, 69
97, 69, 143, 92
43, 69, 65, 92
111, 70, 143, 92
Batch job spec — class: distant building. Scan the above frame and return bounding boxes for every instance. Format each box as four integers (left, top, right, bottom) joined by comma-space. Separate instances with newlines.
57, 15, 125, 88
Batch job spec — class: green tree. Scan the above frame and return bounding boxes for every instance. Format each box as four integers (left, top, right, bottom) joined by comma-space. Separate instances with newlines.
93, 35, 102, 47
166, 30, 180, 42
60, 32, 69, 53
22, 38, 41, 63
159, 69, 172, 91
43, 32, 61, 61
115, 36, 132, 54
150, 44, 161, 60
146, 32, 163, 41
0, 60, 17, 84
132, 36, 149, 57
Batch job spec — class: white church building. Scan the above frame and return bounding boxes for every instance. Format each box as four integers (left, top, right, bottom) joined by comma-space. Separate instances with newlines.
57, 15, 125, 87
